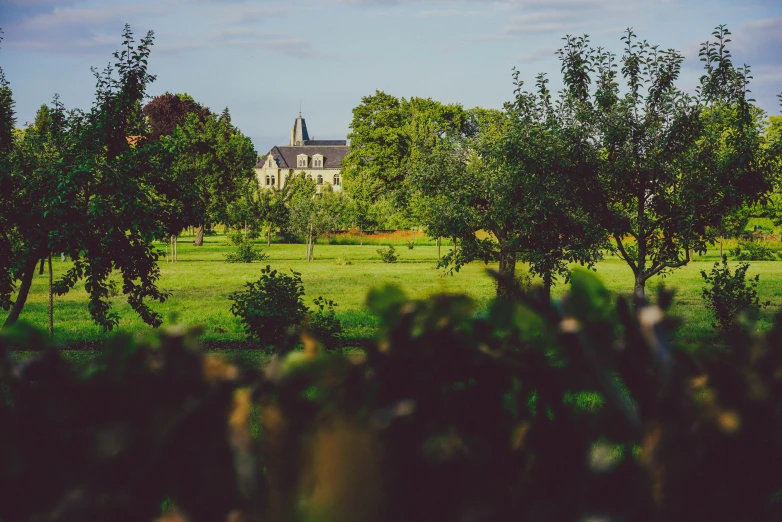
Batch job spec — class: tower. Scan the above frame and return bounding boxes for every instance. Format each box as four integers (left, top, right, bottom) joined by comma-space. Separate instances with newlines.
290, 113, 310, 146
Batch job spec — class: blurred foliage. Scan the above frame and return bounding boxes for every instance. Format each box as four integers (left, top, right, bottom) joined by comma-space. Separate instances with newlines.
3, 270, 782, 522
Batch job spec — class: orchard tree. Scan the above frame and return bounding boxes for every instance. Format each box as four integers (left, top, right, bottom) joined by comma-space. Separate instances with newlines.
1, 26, 174, 330
556, 26, 770, 297
411, 100, 605, 300
286, 174, 346, 261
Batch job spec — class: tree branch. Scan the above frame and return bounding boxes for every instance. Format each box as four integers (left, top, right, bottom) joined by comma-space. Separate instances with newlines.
614, 235, 638, 274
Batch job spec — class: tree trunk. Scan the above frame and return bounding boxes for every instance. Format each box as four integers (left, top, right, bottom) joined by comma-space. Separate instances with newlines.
437, 237, 441, 260
720, 240, 723, 258
193, 224, 205, 247
496, 247, 517, 299
359, 227, 363, 246
3, 255, 39, 328
48, 255, 53, 338
634, 271, 646, 299
39, 257, 45, 275
267, 222, 272, 247
542, 271, 552, 303
61, 252, 66, 262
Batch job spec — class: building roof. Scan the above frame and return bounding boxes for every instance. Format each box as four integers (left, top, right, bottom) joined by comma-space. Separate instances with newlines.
303, 140, 347, 146
260, 145, 350, 170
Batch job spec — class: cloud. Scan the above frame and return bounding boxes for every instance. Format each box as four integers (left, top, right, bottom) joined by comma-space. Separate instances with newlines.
732, 16, 782, 66
415, 9, 483, 17
5, 3, 164, 53
515, 46, 558, 63
157, 28, 332, 60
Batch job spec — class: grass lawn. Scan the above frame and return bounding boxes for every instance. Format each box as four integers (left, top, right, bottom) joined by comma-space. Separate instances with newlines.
4, 233, 782, 355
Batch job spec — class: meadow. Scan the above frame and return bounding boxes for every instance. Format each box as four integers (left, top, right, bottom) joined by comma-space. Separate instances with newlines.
5, 232, 782, 361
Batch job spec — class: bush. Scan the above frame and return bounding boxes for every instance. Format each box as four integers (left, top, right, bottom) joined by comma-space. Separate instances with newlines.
334, 256, 353, 266
377, 245, 397, 263
305, 296, 343, 350
701, 255, 769, 334
224, 235, 269, 263
407, 241, 415, 250
730, 240, 780, 261
228, 265, 307, 345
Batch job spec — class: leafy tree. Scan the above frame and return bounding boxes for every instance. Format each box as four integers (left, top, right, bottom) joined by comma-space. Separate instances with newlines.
343, 91, 466, 200
555, 26, 771, 297
142, 92, 209, 141
411, 101, 604, 300
164, 109, 257, 246
342, 91, 408, 192
1, 25, 173, 330
286, 174, 347, 260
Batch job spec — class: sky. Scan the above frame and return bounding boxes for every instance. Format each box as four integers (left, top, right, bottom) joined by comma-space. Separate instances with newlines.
2, 0, 781, 154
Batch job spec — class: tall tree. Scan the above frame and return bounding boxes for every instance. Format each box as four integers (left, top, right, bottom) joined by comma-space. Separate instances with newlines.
164, 110, 257, 246
411, 101, 605, 300
142, 92, 209, 141
555, 26, 771, 297
1, 25, 173, 330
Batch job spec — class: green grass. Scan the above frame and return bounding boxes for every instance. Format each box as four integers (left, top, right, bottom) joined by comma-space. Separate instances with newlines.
4, 233, 782, 353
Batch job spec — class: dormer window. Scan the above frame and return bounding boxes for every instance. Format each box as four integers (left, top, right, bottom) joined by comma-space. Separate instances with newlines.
267, 157, 275, 168
297, 154, 308, 168
313, 154, 323, 168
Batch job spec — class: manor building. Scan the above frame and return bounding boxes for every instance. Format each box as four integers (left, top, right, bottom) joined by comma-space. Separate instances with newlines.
255, 114, 349, 190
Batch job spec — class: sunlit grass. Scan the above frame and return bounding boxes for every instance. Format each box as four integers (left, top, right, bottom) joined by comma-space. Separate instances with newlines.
5, 233, 782, 350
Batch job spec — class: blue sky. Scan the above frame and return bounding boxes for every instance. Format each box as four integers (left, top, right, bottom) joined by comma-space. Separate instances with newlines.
2, 0, 781, 154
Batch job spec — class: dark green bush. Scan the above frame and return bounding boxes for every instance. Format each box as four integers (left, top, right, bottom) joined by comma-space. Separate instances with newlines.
701, 255, 769, 334
228, 265, 307, 345
4, 271, 782, 522
377, 245, 397, 263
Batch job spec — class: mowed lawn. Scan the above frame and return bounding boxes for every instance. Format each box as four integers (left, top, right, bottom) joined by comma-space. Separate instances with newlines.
4, 234, 782, 350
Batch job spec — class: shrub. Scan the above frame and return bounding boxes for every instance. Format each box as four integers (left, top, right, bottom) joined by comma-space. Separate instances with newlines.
305, 296, 343, 350
228, 265, 307, 345
407, 241, 415, 250
224, 235, 269, 263
701, 255, 769, 334
377, 245, 398, 263
730, 241, 780, 261
334, 256, 353, 266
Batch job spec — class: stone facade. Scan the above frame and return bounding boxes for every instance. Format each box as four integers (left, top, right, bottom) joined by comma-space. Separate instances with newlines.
255, 115, 349, 191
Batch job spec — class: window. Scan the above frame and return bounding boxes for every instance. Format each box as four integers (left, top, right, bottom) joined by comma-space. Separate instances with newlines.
314, 157, 322, 167
307, 174, 313, 181
265, 175, 270, 186
271, 176, 276, 186
298, 158, 306, 167
334, 174, 340, 186
317, 174, 323, 185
